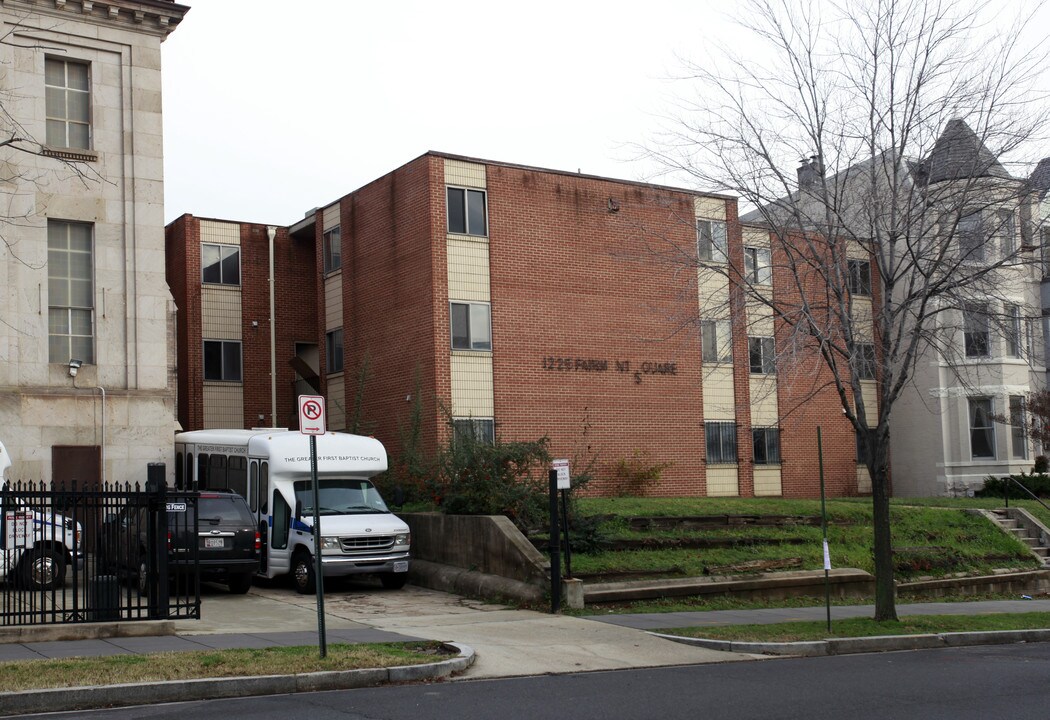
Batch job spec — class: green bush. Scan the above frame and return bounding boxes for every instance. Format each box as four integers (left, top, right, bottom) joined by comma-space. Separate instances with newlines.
427, 431, 551, 531
612, 450, 673, 497
975, 472, 1050, 499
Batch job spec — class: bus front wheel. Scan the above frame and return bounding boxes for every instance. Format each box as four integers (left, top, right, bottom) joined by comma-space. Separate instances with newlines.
291, 552, 316, 594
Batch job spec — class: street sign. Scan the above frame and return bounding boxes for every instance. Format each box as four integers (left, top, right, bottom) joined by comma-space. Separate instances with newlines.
552, 458, 571, 489
298, 395, 326, 435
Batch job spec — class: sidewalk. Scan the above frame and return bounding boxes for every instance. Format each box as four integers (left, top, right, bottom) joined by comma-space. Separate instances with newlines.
3, 585, 1050, 715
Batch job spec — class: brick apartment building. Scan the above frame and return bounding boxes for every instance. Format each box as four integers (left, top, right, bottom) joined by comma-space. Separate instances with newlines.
166, 152, 872, 497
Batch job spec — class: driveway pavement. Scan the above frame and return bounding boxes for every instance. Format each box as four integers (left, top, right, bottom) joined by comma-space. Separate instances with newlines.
175, 580, 760, 678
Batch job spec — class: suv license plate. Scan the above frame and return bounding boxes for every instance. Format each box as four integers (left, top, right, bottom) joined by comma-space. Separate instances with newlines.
393, 561, 408, 573
205, 538, 225, 549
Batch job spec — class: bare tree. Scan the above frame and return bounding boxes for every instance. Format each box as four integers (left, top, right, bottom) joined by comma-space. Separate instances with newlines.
646, 0, 1049, 621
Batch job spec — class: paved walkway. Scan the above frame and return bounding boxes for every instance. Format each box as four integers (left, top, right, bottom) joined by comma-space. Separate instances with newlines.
3, 583, 1050, 677
588, 598, 1050, 630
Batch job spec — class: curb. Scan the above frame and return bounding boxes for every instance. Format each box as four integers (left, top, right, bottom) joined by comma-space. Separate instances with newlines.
650, 629, 1050, 657
0, 642, 475, 717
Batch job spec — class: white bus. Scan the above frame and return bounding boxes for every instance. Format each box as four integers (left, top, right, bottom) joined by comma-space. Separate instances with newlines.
173, 429, 410, 593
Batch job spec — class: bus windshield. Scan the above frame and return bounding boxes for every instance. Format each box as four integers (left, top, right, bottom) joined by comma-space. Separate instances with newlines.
293, 478, 390, 515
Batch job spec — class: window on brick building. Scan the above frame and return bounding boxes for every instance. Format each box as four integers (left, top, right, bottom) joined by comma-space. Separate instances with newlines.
45, 57, 90, 150
326, 328, 344, 373
853, 342, 877, 380
748, 336, 775, 374
48, 220, 94, 363
323, 227, 341, 274
752, 427, 781, 465
453, 418, 495, 445
697, 219, 728, 263
202, 244, 240, 285
701, 319, 733, 363
705, 421, 737, 464
847, 259, 871, 296
447, 187, 487, 236
744, 247, 771, 284
203, 340, 242, 382
450, 302, 492, 351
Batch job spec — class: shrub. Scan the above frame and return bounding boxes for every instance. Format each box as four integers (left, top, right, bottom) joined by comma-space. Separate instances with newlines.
612, 450, 673, 497
975, 472, 1050, 499
427, 430, 551, 531
1035, 456, 1049, 473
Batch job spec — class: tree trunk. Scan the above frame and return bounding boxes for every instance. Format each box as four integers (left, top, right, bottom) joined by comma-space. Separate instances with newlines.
870, 463, 898, 621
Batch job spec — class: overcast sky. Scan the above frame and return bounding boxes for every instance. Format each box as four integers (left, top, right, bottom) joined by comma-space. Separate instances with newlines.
160, 1, 1048, 227
160, 0, 742, 225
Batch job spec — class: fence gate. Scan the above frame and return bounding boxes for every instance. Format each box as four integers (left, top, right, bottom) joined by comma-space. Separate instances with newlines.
1, 465, 201, 626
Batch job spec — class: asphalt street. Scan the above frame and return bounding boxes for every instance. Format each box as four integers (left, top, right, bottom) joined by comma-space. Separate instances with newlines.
11, 642, 1050, 720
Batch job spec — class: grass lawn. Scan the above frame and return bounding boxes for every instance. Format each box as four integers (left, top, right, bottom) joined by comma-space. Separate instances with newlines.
0, 642, 448, 693
568, 497, 1038, 582
564, 592, 1043, 616
658, 612, 1050, 642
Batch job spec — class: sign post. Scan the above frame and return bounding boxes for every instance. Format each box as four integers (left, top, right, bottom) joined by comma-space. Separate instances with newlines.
552, 459, 572, 578
299, 395, 328, 658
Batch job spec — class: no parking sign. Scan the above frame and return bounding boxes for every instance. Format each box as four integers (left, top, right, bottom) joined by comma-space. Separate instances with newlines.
298, 395, 326, 435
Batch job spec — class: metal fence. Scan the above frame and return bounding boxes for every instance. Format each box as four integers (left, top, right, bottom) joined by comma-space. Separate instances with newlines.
1, 466, 201, 626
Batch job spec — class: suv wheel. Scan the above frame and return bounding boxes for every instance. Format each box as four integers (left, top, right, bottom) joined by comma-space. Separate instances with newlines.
291, 553, 316, 594
228, 572, 254, 595
22, 548, 65, 591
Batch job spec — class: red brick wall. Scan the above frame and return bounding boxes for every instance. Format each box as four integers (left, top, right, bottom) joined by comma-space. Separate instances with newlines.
236, 224, 317, 430
164, 214, 201, 430
329, 155, 443, 458
483, 166, 707, 495
165, 217, 317, 431
770, 229, 870, 497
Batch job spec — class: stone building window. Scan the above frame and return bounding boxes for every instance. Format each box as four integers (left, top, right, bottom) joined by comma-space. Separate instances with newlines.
45, 58, 90, 150
48, 220, 94, 363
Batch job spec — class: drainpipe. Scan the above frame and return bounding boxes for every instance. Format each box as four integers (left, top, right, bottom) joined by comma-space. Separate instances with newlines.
97, 386, 106, 485
267, 226, 277, 427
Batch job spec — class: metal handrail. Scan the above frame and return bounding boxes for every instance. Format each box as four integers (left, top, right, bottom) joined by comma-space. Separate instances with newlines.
1003, 475, 1050, 515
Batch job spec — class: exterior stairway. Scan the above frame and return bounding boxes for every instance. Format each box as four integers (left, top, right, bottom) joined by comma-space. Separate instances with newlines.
988, 508, 1050, 567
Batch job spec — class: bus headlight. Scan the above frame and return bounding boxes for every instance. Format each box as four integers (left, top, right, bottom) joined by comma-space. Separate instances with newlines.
394, 533, 410, 548
320, 536, 341, 551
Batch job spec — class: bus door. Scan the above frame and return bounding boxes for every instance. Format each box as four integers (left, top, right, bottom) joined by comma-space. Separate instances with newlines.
249, 459, 265, 573
267, 479, 293, 576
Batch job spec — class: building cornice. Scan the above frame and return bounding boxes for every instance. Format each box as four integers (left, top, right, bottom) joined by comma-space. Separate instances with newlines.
0, 0, 189, 37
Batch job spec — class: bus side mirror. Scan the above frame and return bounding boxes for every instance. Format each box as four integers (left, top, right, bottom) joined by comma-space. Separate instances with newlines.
294, 499, 303, 523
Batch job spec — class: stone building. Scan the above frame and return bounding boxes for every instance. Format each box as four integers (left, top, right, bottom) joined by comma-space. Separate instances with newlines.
0, 1, 188, 485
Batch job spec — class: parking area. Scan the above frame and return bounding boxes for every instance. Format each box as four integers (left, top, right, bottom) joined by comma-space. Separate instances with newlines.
175, 578, 511, 635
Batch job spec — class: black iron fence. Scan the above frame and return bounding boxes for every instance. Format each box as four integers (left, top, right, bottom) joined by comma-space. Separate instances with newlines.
1, 464, 201, 626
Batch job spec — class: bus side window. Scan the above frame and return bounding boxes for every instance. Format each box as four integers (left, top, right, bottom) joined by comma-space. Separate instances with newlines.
208, 454, 228, 490
174, 451, 184, 490
197, 453, 208, 489
249, 461, 258, 513
271, 491, 289, 550
187, 453, 194, 489
228, 456, 247, 499
260, 462, 269, 514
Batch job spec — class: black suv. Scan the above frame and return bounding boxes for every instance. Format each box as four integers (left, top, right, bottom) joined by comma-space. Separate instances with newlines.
102, 491, 259, 594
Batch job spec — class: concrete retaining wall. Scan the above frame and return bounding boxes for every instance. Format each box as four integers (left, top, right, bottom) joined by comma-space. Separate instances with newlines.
402, 513, 550, 603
